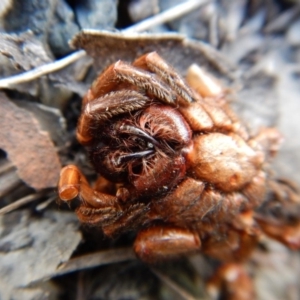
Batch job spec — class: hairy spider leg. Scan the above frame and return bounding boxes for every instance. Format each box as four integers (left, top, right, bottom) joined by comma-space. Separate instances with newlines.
77, 90, 149, 145
133, 52, 196, 105
84, 59, 180, 106
59, 165, 149, 229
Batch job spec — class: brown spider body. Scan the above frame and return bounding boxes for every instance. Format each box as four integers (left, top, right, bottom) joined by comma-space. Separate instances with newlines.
59, 52, 300, 270
89, 104, 190, 200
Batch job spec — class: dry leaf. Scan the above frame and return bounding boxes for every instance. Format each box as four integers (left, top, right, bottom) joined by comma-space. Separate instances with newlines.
0, 31, 52, 76
0, 93, 61, 189
0, 32, 79, 107
70, 30, 237, 79
0, 209, 81, 300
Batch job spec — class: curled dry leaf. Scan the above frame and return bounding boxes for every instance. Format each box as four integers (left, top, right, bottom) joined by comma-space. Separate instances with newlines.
70, 30, 237, 79
0, 93, 61, 189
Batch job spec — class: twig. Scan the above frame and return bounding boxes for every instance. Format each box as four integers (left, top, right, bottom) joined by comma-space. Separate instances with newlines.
0, 0, 210, 89
35, 195, 57, 211
0, 191, 46, 215
49, 247, 136, 278
124, 0, 210, 33
0, 175, 22, 198
0, 50, 86, 89
0, 160, 14, 175
151, 268, 197, 300
264, 4, 300, 33
209, 13, 219, 48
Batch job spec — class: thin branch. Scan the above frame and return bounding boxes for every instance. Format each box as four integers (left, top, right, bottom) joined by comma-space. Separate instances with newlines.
0, 176, 22, 198
264, 4, 300, 33
0, 160, 14, 175
124, 0, 210, 33
0, 50, 86, 89
50, 247, 136, 278
0, 0, 210, 89
35, 195, 56, 211
0, 191, 46, 215
151, 268, 197, 300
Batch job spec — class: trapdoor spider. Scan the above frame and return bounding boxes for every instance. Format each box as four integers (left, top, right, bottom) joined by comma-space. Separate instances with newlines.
58, 52, 300, 295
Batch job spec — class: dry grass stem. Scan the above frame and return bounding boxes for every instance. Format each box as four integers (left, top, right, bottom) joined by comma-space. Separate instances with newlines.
124, 0, 211, 33
151, 268, 197, 300
50, 247, 136, 278
0, 0, 211, 89
0, 191, 47, 215
0, 50, 86, 88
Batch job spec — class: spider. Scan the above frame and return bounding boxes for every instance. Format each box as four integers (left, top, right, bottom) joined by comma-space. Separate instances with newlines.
58, 52, 300, 296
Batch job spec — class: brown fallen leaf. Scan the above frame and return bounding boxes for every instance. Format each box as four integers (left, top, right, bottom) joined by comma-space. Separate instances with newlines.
70, 30, 237, 79
0, 93, 61, 189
